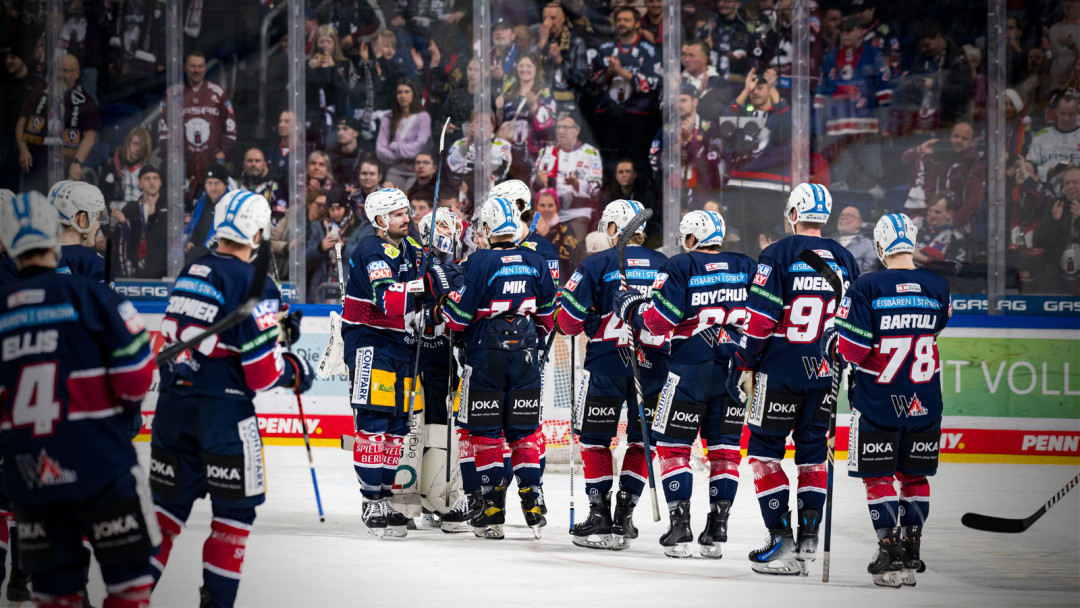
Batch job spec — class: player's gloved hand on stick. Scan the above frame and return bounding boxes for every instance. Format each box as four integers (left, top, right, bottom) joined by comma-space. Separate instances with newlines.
280, 309, 303, 345
425, 260, 462, 298
612, 289, 648, 323
726, 359, 747, 404
282, 351, 315, 394
820, 325, 838, 362
583, 310, 603, 337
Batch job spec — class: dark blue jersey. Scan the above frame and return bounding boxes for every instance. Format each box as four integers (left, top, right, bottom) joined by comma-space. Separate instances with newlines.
342, 234, 431, 362
743, 235, 861, 389
521, 232, 561, 285
636, 250, 757, 364
442, 246, 557, 352
0, 253, 17, 285
837, 268, 951, 427
0, 267, 154, 505
556, 245, 669, 376
158, 252, 285, 401
57, 244, 105, 282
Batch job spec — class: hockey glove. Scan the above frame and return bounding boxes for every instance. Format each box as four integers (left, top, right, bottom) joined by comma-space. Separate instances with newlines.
425, 260, 462, 299
726, 359, 752, 405
820, 325, 838, 363
282, 351, 315, 394
731, 347, 757, 372
612, 289, 648, 323
280, 309, 303, 345
583, 310, 603, 337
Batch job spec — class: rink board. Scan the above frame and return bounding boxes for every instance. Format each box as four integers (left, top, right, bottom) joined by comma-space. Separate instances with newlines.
135, 309, 1080, 464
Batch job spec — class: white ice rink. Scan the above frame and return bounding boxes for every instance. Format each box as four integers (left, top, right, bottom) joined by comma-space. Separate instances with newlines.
26, 444, 1080, 607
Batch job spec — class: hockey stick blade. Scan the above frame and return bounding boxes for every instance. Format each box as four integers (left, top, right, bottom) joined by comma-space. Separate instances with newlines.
962, 472, 1080, 533
156, 240, 271, 364
798, 249, 844, 300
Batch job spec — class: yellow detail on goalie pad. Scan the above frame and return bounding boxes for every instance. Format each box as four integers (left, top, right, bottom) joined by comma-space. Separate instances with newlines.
403, 376, 424, 412
453, 378, 461, 413
370, 370, 398, 408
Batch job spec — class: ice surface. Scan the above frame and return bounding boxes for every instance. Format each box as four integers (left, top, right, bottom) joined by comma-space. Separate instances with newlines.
24, 445, 1079, 607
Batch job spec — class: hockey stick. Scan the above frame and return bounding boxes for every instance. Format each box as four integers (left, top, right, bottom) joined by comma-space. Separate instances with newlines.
962, 472, 1080, 533
797, 249, 845, 583
617, 208, 661, 523
335, 241, 346, 301
282, 322, 326, 522
156, 240, 271, 364
406, 117, 452, 428
568, 333, 577, 533
446, 236, 461, 484
104, 237, 114, 290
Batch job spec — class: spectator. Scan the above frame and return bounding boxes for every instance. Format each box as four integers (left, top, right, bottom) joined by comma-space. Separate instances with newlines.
810, 4, 842, 83
0, 42, 40, 191
604, 158, 656, 212
104, 0, 166, 106
490, 18, 521, 89
405, 151, 438, 202
850, 0, 900, 76
725, 67, 790, 192
17, 53, 100, 192
349, 157, 394, 216
903, 122, 986, 233
895, 19, 973, 134
1048, 0, 1080, 91
1027, 93, 1080, 183
413, 30, 466, 124
640, 0, 664, 45
334, 0, 380, 64
830, 204, 876, 274
377, 77, 432, 186
308, 149, 334, 191
1033, 165, 1080, 295
100, 125, 153, 209
306, 188, 371, 302
533, 188, 580, 281
306, 24, 352, 150
535, 1, 590, 114
1009, 158, 1054, 293
182, 163, 229, 264
814, 15, 892, 192
649, 83, 725, 203
1005, 88, 1031, 159
441, 57, 479, 144
355, 29, 405, 114
913, 194, 968, 267
307, 187, 329, 222
265, 110, 295, 182
589, 6, 661, 168
496, 53, 556, 181
112, 165, 167, 279
159, 50, 237, 200
694, 0, 753, 83
533, 112, 603, 236
446, 109, 512, 202
681, 39, 733, 122
330, 116, 365, 191
240, 146, 286, 230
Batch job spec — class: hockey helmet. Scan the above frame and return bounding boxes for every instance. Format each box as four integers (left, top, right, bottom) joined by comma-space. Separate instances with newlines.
598, 199, 646, 245
679, 210, 726, 252
784, 182, 832, 232
47, 180, 76, 202
479, 197, 520, 241
213, 189, 272, 249
52, 182, 106, 236
1, 191, 61, 258
419, 207, 464, 255
365, 188, 412, 230
872, 213, 918, 264
489, 179, 532, 214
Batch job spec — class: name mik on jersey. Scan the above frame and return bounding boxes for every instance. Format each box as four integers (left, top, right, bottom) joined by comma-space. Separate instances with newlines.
880, 314, 935, 330
691, 287, 747, 307
503, 280, 526, 294
165, 296, 219, 323
2, 329, 58, 361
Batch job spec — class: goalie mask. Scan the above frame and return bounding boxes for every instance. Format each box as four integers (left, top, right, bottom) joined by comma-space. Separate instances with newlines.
1, 191, 61, 258
785, 182, 832, 233
213, 190, 272, 249
52, 182, 106, 237
598, 199, 645, 247
419, 207, 464, 255
365, 188, 412, 231
678, 210, 725, 252
873, 213, 917, 264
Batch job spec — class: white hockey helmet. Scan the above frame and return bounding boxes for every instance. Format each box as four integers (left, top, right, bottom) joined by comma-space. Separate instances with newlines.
212, 189, 271, 249
419, 207, 464, 255
598, 199, 646, 245
52, 182, 106, 236
479, 197, 520, 241
489, 179, 532, 215
47, 180, 76, 202
679, 209, 726, 252
1, 191, 61, 258
873, 213, 918, 263
784, 182, 832, 232
365, 188, 412, 229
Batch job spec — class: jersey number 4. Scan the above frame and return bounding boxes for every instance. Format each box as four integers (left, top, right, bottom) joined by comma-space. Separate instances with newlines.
876, 335, 936, 384
11, 362, 62, 436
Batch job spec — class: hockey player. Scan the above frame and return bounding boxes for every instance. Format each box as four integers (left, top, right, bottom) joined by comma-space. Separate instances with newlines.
0, 191, 158, 607
441, 197, 558, 540
149, 190, 314, 607
731, 183, 860, 575
835, 214, 950, 587
557, 199, 668, 551
614, 209, 756, 558
0, 189, 16, 284
50, 181, 108, 281
342, 188, 457, 538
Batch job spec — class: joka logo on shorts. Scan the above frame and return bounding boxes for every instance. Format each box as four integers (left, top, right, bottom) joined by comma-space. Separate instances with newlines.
726, 405, 745, 419
672, 411, 700, 424
767, 401, 796, 414
911, 440, 938, 454
150, 458, 176, 478
862, 442, 894, 455
92, 515, 140, 540
207, 465, 241, 480
588, 406, 616, 418
472, 400, 499, 410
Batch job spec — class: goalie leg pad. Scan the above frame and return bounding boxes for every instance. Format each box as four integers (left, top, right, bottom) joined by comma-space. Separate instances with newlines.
896, 472, 929, 527
656, 443, 692, 510
750, 457, 790, 530
863, 476, 900, 535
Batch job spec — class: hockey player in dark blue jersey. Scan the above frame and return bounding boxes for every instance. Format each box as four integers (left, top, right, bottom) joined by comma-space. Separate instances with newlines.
731, 183, 861, 575
0, 191, 158, 608
441, 197, 558, 540
0, 190, 16, 286
50, 181, 107, 281
149, 190, 313, 608
615, 209, 757, 558
341, 188, 457, 539
557, 199, 668, 551
836, 214, 950, 588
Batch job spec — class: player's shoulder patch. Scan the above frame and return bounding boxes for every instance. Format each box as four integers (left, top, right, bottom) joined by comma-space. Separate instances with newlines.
501, 254, 522, 263
6, 288, 45, 309
188, 264, 212, 278
406, 236, 421, 249
705, 261, 728, 272
652, 272, 669, 290
812, 249, 834, 260
753, 264, 772, 286
565, 271, 583, 291
836, 296, 851, 319
252, 299, 279, 332
896, 282, 921, 293
628, 258, 649, 267
383, 242, 401, 258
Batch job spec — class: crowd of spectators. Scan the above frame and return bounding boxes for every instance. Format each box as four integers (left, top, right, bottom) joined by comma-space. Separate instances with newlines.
0, 0, 1077, 297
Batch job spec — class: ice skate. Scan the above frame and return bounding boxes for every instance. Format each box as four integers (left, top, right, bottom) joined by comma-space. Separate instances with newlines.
659, 501, 693, 558
572, 492, 613, 549
796, 509, 821, 575
749, 512, 801, 575
441, 490, 484, 533
519, 486, 547, 539
900, 525, 925, 587
868, 527, 904, 588
536, 484, 548, 515
420, 507, 441, 529
610, 490, 639, 551
6, 566, 30, 602
382, 501, 410, 538
698, 500, 731, 559
362, 499, 388, 539
472, 481, 507, 539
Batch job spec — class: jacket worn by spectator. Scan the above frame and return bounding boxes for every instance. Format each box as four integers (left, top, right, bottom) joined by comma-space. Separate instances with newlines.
532, 141, 603, 223
115, 196, 168, 279
158, 79, 237, 185
535, 27, 590, 111
376, 111, 432, 183
695, 12, 753, 82
814, 42, 892, 136
306, 209, 373, 302
1033, 197, 1080, 295
589, 34, 661, 116
725, 98, 792, 192
100, 149, 150, 208
895, 37, 973, 133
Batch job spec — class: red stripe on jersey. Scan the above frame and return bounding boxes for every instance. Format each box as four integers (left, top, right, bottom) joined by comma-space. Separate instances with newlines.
555, 308, 584, 336
838, 334, 872, 367
745, 308, 778, 339
242, 348, 283, 392
67, 371, 115, 417
535, 310, 555, 333
343, 296, 406, 331
642, 305, 675, 336
108, 355, 155, 402
382, 286, 407, 318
